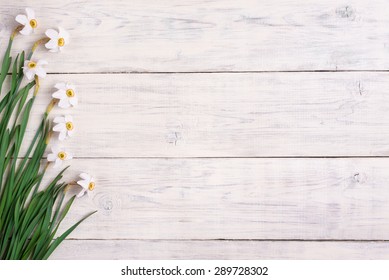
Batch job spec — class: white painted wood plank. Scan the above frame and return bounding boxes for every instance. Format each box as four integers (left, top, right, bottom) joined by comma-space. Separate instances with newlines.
20, 72, 389, 157
53, 158, 389, 240
1, 0, 389, 72
51, 240, 389, 259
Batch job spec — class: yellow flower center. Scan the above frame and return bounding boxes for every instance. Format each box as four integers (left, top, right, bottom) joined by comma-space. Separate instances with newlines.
66, 122, 74, 131
27, 61, 37, 69
58, 37, 65, 47
57, 152, 67, 160
66, 89, 75, 97
88, 182, 95, 191
29, 19, 37, 28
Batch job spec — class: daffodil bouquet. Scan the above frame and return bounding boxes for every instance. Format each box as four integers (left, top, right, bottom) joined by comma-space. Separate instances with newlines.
0, 8, 96, 260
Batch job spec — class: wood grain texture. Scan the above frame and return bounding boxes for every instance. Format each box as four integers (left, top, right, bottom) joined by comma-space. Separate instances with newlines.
2, 0, 389, 260
1, 0, 389, 72
52, 158, 389, 240
52, 240, 389, 259
21, 72, 389, 157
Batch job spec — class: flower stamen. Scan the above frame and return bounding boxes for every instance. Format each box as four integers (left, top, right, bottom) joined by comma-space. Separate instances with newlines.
88, 182, 95, 191
29, 19, 37, 28
27, 61, 37, 68
66, 89, 75, 97
58, 37, 65, 47
66, 122, 74, 131
58, 151, 67, 160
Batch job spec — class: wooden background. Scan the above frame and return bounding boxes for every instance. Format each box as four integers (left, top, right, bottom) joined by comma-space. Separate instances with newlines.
2, 0, 389, 259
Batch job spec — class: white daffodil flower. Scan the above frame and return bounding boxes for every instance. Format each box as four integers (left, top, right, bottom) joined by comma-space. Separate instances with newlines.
15, 8, 38, 35
52, 83, 78, 108
23, 60, 48, 80
76, 173, 96, 198
45, 27, 70, 52
53, 115, 75, 141
47, 145, 73, 169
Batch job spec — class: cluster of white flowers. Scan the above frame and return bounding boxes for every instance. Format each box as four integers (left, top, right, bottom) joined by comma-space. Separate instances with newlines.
18, 8, 70, 81
16, 8, 95, 198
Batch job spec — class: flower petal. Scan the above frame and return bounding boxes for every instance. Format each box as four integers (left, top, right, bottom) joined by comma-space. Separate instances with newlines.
15, 15, 28, 25
77, 179, 89, 189
80, 173, 91, 180
45, 39, 57, 50
25, 8, 35, 20
52, 90, 66, 99
64, 115, 73, 122
69, 97, 78, 107
35, 67, 46, 78
47, 153, 56, 162
37, 60, 48, 66
58, 98, 71, 109
49, 47, 60, 53
76, 189, 87, 198
53, 116, 66, 124
66, 83, 76, 91
66, 153, 73, 160
53, 159, 63, 169
24, 70, 34, 81
53, 123, 66, 132
58, 27, 70, 42
58, 131, 67, 141
20, 25, 33, 35
51, 145, 60, 154
45, 28, 58, 39
55, 83, 66, 90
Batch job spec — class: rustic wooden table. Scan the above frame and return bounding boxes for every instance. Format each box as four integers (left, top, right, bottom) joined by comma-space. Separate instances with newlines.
2, 0, 389, 259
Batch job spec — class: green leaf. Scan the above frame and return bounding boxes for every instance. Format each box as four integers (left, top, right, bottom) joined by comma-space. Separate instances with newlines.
42, 210, 97, 260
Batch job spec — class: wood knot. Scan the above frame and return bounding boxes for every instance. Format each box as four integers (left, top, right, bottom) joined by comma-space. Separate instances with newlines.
103, 200, 113, 211
336, 6, 356, 20
353, 172, 367, 184
166, 122, 184, 145
97, 195, 118, 216
166, 131, 182, 145
355, 81, 366, 96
